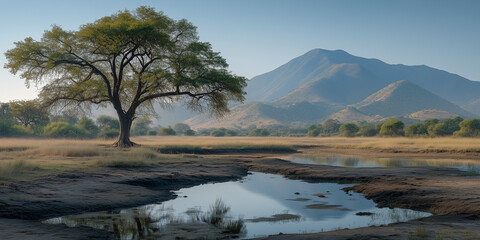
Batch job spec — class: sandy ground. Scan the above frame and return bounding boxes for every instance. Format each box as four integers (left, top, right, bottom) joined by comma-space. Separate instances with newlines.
1, 148, 480, 239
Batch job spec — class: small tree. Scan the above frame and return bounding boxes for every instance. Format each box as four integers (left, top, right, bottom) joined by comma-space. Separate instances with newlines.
339, 123, 359, 137
307, 124, 322, 137
131, 117, 152, 136
184, 129, 196, 136
50, 109, 81, 125
10, 100, 49, 134
405, 122, 427, 137
97, 115, 119, 131
357, 124, 376, 137
374, 122, 384, 134
226, 129, 238, 136
173, 123, 191, 135
428, 117, 462, 137
5, 7, 246, 147
454, 119, 480, 137
43, 122, 88, 138
322, 119, 340, 136
248, 128, 270, 136
158, 126, 176, 136
211, 128, 227, 137
379, 119, 404, 136
77, 116, 100, 138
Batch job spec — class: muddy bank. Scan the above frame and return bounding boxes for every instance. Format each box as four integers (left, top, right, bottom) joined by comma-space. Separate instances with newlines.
0, 159, 247, 220
1, 150, 480, 239
255, 214, 480, 240
0, 218, 113, 240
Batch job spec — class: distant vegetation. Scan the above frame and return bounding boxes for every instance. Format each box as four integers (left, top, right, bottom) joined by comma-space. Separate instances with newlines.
1, 100, 480, 139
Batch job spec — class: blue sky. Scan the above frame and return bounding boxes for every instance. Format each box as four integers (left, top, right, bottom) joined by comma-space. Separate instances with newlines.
1, 0, 479, 101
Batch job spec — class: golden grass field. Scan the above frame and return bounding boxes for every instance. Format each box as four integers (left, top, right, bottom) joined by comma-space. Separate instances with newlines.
1, 136, 480, 181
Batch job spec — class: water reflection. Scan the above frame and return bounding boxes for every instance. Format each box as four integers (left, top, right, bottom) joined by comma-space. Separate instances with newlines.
44, 172, 431, 239
45, 199, 245, 240
285, 153, 480, 173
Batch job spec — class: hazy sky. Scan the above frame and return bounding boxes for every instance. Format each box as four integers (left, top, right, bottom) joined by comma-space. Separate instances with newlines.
1, 0, 479, 102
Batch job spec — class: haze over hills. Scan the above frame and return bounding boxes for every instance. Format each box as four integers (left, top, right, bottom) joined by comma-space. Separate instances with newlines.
184, 101, 342, 129
185, 48, 480, 129
246, 49, 480, 108
354, 80, 473, 117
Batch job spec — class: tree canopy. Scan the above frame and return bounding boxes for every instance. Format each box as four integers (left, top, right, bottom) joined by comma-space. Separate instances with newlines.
4, 6, 246, 147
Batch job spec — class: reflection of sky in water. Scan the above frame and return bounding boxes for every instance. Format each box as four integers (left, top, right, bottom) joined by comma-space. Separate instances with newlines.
45, 172, 431, 239
285, 154, 480, 173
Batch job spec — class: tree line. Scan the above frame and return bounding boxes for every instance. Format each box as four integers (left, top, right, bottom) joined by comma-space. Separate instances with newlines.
1, 101, 478, 138
0, 100, 191, 138
306, 116, 480, 137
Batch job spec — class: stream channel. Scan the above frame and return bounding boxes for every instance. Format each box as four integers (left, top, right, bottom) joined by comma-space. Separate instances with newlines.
285, 153, 480, 173
44, 172, 431, 239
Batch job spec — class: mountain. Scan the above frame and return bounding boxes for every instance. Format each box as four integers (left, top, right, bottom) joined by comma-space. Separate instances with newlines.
328, 80, 473, 123
185, 49, 479, 129
246, 49, 480, 110
353, 80, 473, 117
329, 107, 383, 123
275, 63, 387, 105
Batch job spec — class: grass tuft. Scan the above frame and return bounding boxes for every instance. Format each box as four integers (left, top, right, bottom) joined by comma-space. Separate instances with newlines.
0, 160, 39, 180
37, 145, 100, 157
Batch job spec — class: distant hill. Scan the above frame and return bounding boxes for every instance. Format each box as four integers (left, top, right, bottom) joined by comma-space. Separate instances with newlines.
406, 110, 460, 121
329, 107, 383, 123
184, 101, 341, 129
275, 63, 387, 105
246, 48, 480, 110
354, 80, 473, 117
327, 80, 473, 123
185, 49, 480, 129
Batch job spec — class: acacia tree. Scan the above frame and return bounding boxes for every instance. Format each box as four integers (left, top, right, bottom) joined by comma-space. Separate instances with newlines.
5, 7, 246, 147
10, 100, 50, 129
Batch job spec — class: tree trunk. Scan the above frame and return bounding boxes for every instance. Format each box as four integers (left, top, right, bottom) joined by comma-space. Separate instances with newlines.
113, 112, 136, 148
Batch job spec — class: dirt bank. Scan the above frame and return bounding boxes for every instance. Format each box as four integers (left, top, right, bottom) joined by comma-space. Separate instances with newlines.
1, 148, 480, 239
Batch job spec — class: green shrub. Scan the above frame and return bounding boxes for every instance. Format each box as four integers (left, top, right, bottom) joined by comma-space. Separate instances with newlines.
173, 123, 191, 135
197, 129, 211, 136
307, 124, 322, 137
339, 123, 359, 137
184, 129, 196, 136
374, 122, 384, 134
454, 119, 480, 137
428, 117, 462, 137
322, 119, 340, 136
77, 116, 99, 137
248, 128, 270, 136
357, 124, 376, 137
211, 128, 227, 137
379, 119, 404, 136
405, 122, 427, 137
98, 129, 119, 138
226, 129, 238, 136
131, 117, 152, 136
147, 130, 157, 136
0, 118, 16, 136
97, 115, 119, 130
43, 122, 88, 138
158, 126, 176, 136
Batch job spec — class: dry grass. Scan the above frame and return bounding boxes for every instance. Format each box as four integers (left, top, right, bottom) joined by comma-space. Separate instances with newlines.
0, 160, 40, 180
133, 136, 480, 153
1, 136, 480, 181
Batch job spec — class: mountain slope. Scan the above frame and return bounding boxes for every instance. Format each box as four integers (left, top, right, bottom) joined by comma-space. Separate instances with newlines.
246, 48, 480, 110
275, 63, 388, 105
353, 80, 473, 118
184, 101, 342, 129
